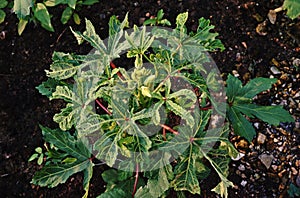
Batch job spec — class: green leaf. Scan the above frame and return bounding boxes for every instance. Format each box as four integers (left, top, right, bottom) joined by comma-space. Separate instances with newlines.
238, 77, 277, 99
97, 188, 127, 198
226, 74, 242, 103
94, 131, 120, 167
234, 103, 294, 126
171, 151, 200, 194
0, 9, 5, 24
176, 12, 188, 30
44, 0, 65, 7
166, 100, 194, 127
31, 160, 92, 188
62, 157, 77, 164
13, 0, 32, 19
28, 153, 39, 162
36, 78, 67, 98
73, 13, 80, 25
67, 0, 77, 9
152, 101, 164, 125
61, 6, 73, 24
283, 0, 300, 20
17, 18, 28, 35
34, 3, 54, 32
136, 168, 170, 197
37, 154, 44, 165
35, 147, 43, 154
40, 126, 91, 160
71, 19, 107, 54
82, 162, 93, 198
288, 183, 300, 198
0, 0, 8, 8
82, 0, 99, 6
108, 13, 129, 36
227, 106, 256, 142
212, 181, 231, 198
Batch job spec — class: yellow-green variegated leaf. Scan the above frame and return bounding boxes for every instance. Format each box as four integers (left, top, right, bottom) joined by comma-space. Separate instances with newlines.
166, 100, 194, 127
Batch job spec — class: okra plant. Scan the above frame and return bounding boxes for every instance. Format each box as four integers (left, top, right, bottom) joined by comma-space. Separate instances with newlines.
31, 11, 294, 198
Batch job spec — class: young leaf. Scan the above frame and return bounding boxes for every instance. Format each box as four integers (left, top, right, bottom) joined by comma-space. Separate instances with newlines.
0, 9, 6, 24
67, 0, 77, 9
28, 153, 39, 162
61, 6, 73, 24
226, 74, 294, 141
71, 19, 107, 54
34, 3, 54, 32
176, 12, 188, 31
191, 17, 225, 51
73, 13, 80, 25
13, 0, 32, 19
283, 0, 300, 20
17, 18, 28, 35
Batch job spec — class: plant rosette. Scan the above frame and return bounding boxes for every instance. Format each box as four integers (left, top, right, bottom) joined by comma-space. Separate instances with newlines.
32, 11, 294, 198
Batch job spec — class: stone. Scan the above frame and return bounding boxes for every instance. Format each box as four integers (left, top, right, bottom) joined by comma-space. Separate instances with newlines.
258, 154, 274, 169
257, 133, 266, 144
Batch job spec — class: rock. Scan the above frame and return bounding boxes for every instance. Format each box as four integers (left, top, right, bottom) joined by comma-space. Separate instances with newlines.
257, 133, 266, 144
241, 180, 247, 187
267, 10, 277, 24
238, 164, 246, 171
291, 167, 298, 175
270, 66, 281, 75
258, 154, 274, 169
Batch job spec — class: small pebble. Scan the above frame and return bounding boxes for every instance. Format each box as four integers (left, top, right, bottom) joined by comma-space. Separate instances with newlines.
270, 66, 281, 75
258, 154, 274, 169
238, 164, 246, 171
257, 133, 266, 144
241, 180, 247, 187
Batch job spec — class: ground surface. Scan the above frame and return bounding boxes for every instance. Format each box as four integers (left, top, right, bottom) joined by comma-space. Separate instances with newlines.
0, 0, 299, 197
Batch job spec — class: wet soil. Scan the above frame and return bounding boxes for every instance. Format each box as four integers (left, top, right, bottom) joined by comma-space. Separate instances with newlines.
0, 0, 299, 197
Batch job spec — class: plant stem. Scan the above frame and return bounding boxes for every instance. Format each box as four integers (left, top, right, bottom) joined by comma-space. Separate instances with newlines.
132, 163, 139, 197
110, 61, 125, 80
159, 124, 179, 135
96, 99, 112, 116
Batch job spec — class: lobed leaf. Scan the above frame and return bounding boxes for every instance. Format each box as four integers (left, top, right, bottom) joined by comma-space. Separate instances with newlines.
238, 77, 277, 99
31, 160, 92, 188
40, 126, 91, 160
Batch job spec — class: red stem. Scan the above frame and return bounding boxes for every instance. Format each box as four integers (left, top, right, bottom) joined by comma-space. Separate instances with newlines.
162, 127, 166, 141
132, 163, 139, 197
159, 124, 179, 135
110, 62, 124, 80
96, 99, 112, 116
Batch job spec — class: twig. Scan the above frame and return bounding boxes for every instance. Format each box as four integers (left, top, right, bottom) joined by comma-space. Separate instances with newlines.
96, 99, 112, 116
132, 163, 139, 197
159, 124, 179, 135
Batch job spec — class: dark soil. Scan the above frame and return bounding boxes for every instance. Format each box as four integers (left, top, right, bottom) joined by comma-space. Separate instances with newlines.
1, 0, 299, 197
